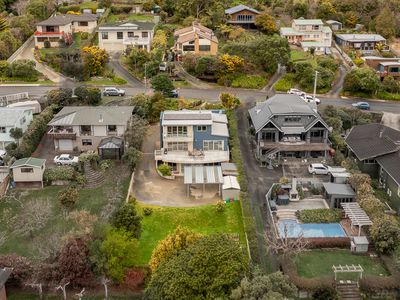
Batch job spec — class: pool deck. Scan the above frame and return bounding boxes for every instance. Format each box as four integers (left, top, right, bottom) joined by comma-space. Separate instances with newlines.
277, 197, 329, 211
341, 219, 367, 237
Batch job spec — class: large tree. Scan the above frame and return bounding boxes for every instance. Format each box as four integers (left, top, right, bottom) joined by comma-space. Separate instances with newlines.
369, 215, 400, 254
146, 233, 248, 299
375, 6, 396, 39
255, 13, 279, 35
343, 68, 380, 94
111, 201, 142, 238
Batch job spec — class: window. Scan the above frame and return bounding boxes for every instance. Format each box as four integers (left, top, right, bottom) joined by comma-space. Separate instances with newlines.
107, 125, 117, 132
21, 168, 34, 173
82, 139, 92, 146
203, 140, 223, 151
261, 131, 274, 141
167, 142, 188, 151
183, 45, 195, 51
299, 25, 306, 31
364, 159, 377, 165
49, 37, 60, 42
284, 116, 301, 122
237, 14, 253, 21
142, 31, 148, 38
37, 37, 48, 42
117, 32, 123, 39
310, 130, 323, 137
313, 34, 319, 38
80, 125, 92, 135
197, 126, 207, 132
78, 21, 88, 26
128, 32, 134, 37
0, 127, 5, 133
167, 126, 187, 137
20, 117, 26, 125
101, 32, 108, 40
199, 45, 211, 51
312, 25, 320, 30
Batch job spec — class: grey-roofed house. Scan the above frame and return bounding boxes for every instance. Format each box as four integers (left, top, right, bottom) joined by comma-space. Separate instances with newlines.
225, 4, 260, 29
98, 21, 155, 52
0, 268, 12, 300
345, 123, 400, 209
10, 157, 46, 188
363, 56, 400, 80
155, 110, 229, 175
248, 94, 331, 166
47, 106, 134, 155
322, 183, 356, 208
0, 107, 33, 150
325, 20, 342, 31
335, 34, 388, 53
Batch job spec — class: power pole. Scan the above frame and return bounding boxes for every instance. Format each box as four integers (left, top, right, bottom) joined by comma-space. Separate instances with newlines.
313, 70, 319, 101
144, 62, 148, 94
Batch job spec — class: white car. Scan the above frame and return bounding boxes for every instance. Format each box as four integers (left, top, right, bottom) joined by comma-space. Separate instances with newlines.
287, 88, 304, 95
159, 62, 168, 71
302, 94, 321, 105
308, 163, 346, 175
103, 87, 125, 96
0, 150, 5, 159
54, 154, 79, 165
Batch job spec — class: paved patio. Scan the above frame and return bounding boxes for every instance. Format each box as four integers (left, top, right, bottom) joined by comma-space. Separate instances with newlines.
277, 197, 329, 211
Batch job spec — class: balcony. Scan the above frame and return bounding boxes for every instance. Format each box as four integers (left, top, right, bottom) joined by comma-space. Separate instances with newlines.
163, 134, 192, 142
34, 31, 64, 36
154, 149, 229, 164
123, 37, 149, 45
48, 127, 76, 139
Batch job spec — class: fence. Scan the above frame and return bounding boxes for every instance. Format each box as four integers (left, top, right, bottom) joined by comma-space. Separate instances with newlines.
7, 36, 34, 63
0, 93, 29, 107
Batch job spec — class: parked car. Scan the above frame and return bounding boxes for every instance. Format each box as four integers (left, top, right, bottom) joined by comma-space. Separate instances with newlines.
287, 88, 304, 95
171, 89, 178, 98
103, 87, 126, 96
0, 150, 5, 160
352, 102, 370, 110
159, 62, 167, 71
308, 163, 346, 175
301, 94, 321, 105
54, 154, 79, 165
269, 200, 277, 211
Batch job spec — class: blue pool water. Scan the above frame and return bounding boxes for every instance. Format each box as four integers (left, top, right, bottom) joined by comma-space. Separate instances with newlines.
278, 219, 347, 238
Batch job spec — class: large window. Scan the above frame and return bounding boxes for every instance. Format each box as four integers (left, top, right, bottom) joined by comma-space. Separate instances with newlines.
199, 45, 211, 52
117, 32, 123, 39
37, 37, 48, 42
107, 125, 117, 133
101, 32, 108, 40
142, 31, 148, 38
261, 131, 274, 141
237, 14, 254, 21
80, 125, 92, 135
82, 139, 92, 146
203, 140, 224, 151
21, 168, 34, 173
167, 142, 188, 151
0, 127, 6, 133
167, 126, 187, 137
197, 126, 207, 132
78, 21, 88, 26
183, 45, 195, 52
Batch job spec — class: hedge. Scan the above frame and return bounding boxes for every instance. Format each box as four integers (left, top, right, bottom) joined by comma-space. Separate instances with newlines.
297, 209, 342, 223
43, 166, 75, 182
305, 237, 350, 249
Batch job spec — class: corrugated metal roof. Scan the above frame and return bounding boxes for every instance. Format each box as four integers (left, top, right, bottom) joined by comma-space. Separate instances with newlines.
98, 137, 123, 149
0, 108, 31, 127
225, 4, 259, 15
11, 157, 45, 168
293, 19, 323, 25
211, 122, 229, 137
323, 183, 355, 196
222, 175, 240, 190
184, 165, 223, 184
336, 34, 386, 42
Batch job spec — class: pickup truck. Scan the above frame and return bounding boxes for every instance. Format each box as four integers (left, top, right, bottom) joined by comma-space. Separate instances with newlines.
308, 163, 346, 175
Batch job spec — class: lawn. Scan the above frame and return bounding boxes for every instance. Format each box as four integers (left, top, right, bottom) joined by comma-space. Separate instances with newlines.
107, 13, 154, 24
134, 201, 246, 265
79, 1, 98, 10
295, 250, 390, 280
291, 49, 312, 61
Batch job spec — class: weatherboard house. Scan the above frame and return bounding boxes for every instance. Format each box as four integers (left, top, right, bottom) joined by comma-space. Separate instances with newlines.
225, 4, 260, 29
10, 157, 46, 188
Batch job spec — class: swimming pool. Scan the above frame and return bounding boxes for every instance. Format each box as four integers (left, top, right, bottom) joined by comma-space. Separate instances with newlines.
277, 219, 347, 238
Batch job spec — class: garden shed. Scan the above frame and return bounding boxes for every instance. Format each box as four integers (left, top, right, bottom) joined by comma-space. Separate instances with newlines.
351, 236, 369, 253
330, 172, 351, 184
221, 163, 238, 176
10, 157, 46, 188
322, 183, 356, 208
222, 176, 240, 201
98, 137, 124, 160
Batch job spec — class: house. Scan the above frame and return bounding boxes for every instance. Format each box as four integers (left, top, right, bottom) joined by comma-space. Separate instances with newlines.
0, 268, 12, 300
280, 19, 332, 55
0, 107, 33, 150
335, 34, 388, 53
154, 110, 230, 175
363, 56, 400, 80
97, 22, 155, 53
34, 14, 98, 48
345, 123, 400, 208
322, 182, 356, 208
248, 94, 331, 165
47, 106, 134, 157
10, 157, 46, 188
325, 20, 342, 31
174, 22, 218, 56
224, 4, 260, 29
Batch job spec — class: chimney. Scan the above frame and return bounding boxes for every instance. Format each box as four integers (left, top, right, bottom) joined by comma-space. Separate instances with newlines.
99, 114, 103, 123
379, 128, 384, 138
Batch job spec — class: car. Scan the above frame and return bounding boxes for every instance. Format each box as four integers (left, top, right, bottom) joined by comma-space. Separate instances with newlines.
308, 163, 346, 175
269, 200, 277, 211
159, 62, 168, 71
301, 94, 321, 105
54, 154, 79, 165
287, 88, 304, 95
0, 150, 5, 159
352, 101, 370, 110
103, 87, 126, 96
171, 89, 178, 98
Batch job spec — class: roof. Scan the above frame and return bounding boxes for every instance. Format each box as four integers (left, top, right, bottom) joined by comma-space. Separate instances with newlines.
221, 162, 238, 175
345, 124, 400, 160
11, 157, 46, 169
323, 183, 356, 196
48, 106, 134, 126
0, 108, 31, 127
376, 151, 400, 185
293, 19, 323, 25
222, 175, 240, 190
98, 21, 155, 31
98, 137, 124, 149
341, 202, 373, 227
184, 165, 223, 185
322, 26, 332, 33
248, 94, 323, 133
225, 4, 260, 15
353, 236, 369, 244
379, 62, 400, 67
336, 34, 386, 42
326, 20, 342, 25
331, 172, 351, 178
37, 14, 98, 26
280, 27, 302, 36
363, 56, 400, 61
174, 22, 218, 43
0, 268, 12, 289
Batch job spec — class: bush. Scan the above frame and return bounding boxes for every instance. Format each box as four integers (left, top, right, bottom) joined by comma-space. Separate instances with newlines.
7, 60, 39, 81
112, 76, 127, 85
215, 200, 225, 213
44, 166, 75, 183
151, 74, 174, 97
312, 287, 338, 300
274, 73, 296, 92
44, 40, 50, 48
74, 86, 102, 105
143, 207, 153, 216
218, 73, 267, 89
110, 5, 132, 14
59, 187, 79, 209
220, 92, 240, 109
100, 160, 114, 172
112, 202, 142, 238
305, 237, 351, 249
297, 209, 342, 223
58, 5, 80, 13
80, 32, 89, 40
158, 164, 171, 176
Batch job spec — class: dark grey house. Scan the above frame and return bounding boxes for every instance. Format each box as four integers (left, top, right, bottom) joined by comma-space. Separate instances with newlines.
345, 124, 400, 209
322, 182, 356, 208
248, 94, 331, 165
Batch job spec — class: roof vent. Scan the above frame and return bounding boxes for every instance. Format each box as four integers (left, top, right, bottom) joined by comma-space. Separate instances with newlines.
379, 129, 384, 138
256, 109, 261, 114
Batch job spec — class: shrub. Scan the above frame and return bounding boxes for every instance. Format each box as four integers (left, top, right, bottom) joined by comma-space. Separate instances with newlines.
100, 160, 114, 172
143, 207, 153, 216
7, 60, 39, 81
312, 287, 338, 300
112, 202, 142, 238
110, 5, 132, 14
215, 200, 225, 213
218, 73, 267, 89
44, 40, 50, 48
112, 76, 127, 85
151, 74, 174, 97
43, 166, 75, 183
59, 187, 79, 209
79, 151, 100, 164
74, 86, 102, 105
220, 92, 240, 109
80, 32, 89, 40
158, 164, 171, 176
298, 209, 342, 223
305, 237, 350, 249
123, 267, 148, 289
274, 73, 296, 92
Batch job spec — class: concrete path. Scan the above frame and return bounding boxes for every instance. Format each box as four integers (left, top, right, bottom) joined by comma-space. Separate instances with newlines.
328, 65, 347, 97
261, 65, 285, 96
108, 53, 144, 87
174, 62, 213, 89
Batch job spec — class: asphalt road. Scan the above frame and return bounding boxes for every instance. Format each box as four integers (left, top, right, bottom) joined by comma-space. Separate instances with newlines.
1, 85, 400, 114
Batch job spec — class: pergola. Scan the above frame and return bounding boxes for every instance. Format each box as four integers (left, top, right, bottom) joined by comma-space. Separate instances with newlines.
184, 165, 223, 198
332, 264, 364, 280
341, 202, 372, 236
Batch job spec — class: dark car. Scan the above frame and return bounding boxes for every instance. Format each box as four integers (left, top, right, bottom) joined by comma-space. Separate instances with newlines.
352, 101, 370, 110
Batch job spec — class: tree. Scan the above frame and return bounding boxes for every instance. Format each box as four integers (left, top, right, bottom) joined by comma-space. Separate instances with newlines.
312, 287, 338, 300
265, 224, 308, 258
0, 254, 33, 287
254, 13, 279, 35
47, 88, 73, 106
58, 187, 79, 209
112, 201, 142, 238
146, 234, 248, 299
74, 86, 102, 105
375, 6, 396, 39
81, 46, 109, 76
292, 0, 308, 18
220, 93, 241, 109
0, 17, 8, 32
230, 271, 297, 300
7, 60, 38, 81
369, 215, 400, 254
124, 115, 148, 150
26, 0, 48, 20
9, 127, 23, 146
343, 68, 380, 94
149, 226, 202, 272
219, 54, 244, 74
0, 31, 20, 60
151, 74, 175, 97
123, 147, 142, 170
151, 29, 168, 51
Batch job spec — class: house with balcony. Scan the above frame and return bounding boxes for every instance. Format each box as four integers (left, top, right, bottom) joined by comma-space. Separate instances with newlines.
248, 94, 331, 166
363, 56, 400, 80
154, 110, 230, 175
34, 14, 98, 48
47, 106, 134, 158
174, 22, 218, 56
97, 21, 155, 53
225, 4, 260, 29
335, 34, 388, 54
280, 19, 332, 55
0, 107, 33, 150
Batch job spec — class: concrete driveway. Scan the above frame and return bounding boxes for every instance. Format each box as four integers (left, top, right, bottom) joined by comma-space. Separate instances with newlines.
133, 125, 220, 207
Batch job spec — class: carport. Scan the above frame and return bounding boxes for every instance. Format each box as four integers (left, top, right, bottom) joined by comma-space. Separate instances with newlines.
184, 165, 223, 198
98, 137, 124, 160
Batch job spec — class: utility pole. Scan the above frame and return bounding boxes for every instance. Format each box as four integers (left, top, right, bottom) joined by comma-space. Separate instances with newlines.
313, 70, 319, 101
144, 62, 147, 94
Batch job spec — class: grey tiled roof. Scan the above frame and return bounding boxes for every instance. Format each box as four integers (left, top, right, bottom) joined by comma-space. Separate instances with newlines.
376, 151, 400, 185
37, 14, 98, 26
345, 124, 400, 160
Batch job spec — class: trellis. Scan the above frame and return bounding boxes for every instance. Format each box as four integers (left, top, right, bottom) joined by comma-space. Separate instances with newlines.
341, 202, 372, 236
332, 264, 364, 280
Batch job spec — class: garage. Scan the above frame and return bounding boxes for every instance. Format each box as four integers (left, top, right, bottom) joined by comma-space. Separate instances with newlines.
58, 139, 73, 151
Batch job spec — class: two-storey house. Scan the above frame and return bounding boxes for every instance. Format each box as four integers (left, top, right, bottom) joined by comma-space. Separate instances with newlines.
0, 108, 33, 150
154, 110, 230, 175
97, 22, 155, 52
363, 56, 400, 80
224, 5, 260, 29
335, 34, 388, 54
47, 106, 134, 158
34, 14, 98, 48
280, 19, 332, 55
248, 94, 331, 166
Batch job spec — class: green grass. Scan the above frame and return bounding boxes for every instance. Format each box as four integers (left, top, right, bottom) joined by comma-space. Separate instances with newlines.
84, 77, 126, 86
291, 50, 312, 61
107, 13, 154, 24
173, 80, 191, 88
230, 74, 267, 89
274, 73, 296, 92
79, 1, 98, 10
296, 250, 390, 280
0, 79, 55, 85
134, 201, 246, 265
